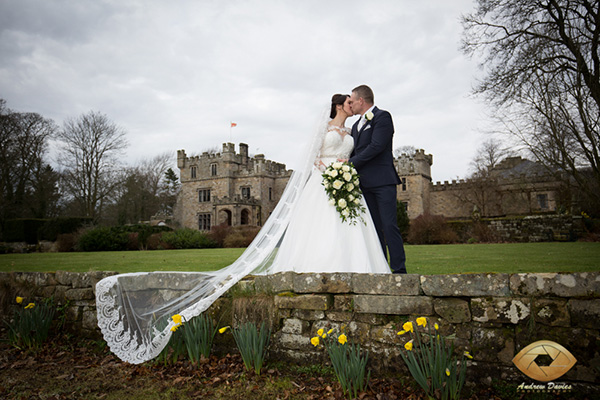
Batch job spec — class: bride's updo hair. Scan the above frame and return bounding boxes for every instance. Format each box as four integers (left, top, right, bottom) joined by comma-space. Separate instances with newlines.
330, 94, 350, 119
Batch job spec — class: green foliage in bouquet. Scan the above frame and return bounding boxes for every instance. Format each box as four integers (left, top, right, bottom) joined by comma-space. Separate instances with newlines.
321, 161, 366, 225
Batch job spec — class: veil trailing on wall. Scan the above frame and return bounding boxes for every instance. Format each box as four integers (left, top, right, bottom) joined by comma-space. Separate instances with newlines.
95, 108, 331, 364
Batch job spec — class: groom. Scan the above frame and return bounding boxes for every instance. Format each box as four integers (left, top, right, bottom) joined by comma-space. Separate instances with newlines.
348, 85, 407, 274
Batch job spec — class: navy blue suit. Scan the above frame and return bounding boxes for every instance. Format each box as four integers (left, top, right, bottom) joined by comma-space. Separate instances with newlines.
349, 107, 406, 273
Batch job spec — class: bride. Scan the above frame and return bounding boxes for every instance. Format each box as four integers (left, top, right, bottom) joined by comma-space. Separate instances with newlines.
270, 94, 390, 274
96, 94, 391, 364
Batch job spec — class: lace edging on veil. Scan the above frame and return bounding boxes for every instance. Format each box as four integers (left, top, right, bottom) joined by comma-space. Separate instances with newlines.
95, 108, 331, 364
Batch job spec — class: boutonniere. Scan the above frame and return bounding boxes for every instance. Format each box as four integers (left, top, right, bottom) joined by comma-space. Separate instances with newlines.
365, 111, 374, 121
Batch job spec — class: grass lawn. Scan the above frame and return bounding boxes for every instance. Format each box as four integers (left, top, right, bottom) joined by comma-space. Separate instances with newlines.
1, 242, 599, 274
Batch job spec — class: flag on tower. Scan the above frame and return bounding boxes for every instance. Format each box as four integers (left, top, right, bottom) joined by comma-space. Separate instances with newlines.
230, 122, 237, 127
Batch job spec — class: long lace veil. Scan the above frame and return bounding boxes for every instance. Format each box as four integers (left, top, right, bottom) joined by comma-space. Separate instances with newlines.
95, 108, 331, 364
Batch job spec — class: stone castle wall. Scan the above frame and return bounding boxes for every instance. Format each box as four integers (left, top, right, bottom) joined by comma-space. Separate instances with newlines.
1, 270, 598, 390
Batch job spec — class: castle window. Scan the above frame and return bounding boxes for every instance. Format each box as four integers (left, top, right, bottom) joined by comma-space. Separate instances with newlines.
210, 163, 217, 176
400, 177, 407, 191
191, 166, 197, 179
537, 194, 548, 210
198, 189, 211, 202
269, 187, 272, 201
402, 202, 409, 212
198, 213, 211, 231
241, 186, 251, 199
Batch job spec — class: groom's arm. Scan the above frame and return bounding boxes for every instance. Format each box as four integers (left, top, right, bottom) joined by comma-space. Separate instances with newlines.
348, 111, 394, 169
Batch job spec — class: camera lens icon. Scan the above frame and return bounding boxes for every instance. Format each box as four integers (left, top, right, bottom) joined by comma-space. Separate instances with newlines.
512, 340, 577, 382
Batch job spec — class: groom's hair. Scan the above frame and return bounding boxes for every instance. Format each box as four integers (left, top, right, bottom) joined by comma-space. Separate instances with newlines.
352, 85, 374, 105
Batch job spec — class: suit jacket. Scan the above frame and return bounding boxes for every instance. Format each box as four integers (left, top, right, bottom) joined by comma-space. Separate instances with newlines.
349, 106, 401, 189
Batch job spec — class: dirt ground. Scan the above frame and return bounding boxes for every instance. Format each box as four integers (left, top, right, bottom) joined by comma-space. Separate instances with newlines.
0, 332, 586, 400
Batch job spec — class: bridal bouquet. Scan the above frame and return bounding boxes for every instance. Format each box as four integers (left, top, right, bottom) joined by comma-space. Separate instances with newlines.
322, 161, 366, 225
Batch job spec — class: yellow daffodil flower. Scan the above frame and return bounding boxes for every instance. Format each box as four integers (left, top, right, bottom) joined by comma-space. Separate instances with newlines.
327, 328, 333, 335
219, 326, 229, 334
446, 368, 451, 376
25, 303, 35, 309
172, 314, 182, 324
434, 323, 439, 330
416, 317, 427, 327
317, 328, 324, 337
402, 321, 414, 333
397, 330, 406, 335
338, 334, 347, 345
464, 351, 473, 359
311, 336, 320, 347
16, 296, 23, 304
170, 323, 181, 332
404, 339, 413, 351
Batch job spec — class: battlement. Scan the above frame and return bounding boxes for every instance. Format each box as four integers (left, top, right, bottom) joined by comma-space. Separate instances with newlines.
395, 148, 433, 178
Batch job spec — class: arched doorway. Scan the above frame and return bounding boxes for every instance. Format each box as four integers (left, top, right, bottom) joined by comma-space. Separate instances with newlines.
219, 209, 232, 226
241, 208, 250, 225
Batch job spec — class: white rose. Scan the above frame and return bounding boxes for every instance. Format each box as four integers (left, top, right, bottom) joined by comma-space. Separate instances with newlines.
328, 199, 336, 206
343, 172, 352, 181
332, 162, 343, 169
338, 198, 347, 208
354, 179, 360, 185
329, 169, 338, 178
365, 111, 374, 121
346, 183, 354, 191
332, 180, 343, 190
342, 209, 350, 217
354, 199, 360, 204
342, 165, 350, 172
348, 194, 355, 201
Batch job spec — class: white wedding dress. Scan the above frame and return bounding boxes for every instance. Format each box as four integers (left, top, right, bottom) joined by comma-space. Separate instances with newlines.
270, 125, 391, 274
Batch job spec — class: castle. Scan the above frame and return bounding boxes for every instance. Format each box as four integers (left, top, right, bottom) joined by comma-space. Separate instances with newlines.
177, 143, 564, 230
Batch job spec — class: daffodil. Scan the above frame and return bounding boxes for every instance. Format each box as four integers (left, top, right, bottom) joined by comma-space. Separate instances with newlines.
397, 330, 406, 335
317, 328, 324, 337
327, 328, 333, 335
338, 334, 347, 345
170, 323, 181, 332
172, 314, 182, 324
464, 351, 473, 359
24, 303, 35, 309
219, 326, 230, 334
404, 339, 413, 351
446, 368, 451, 376
434, 323, 439, 330
311, 336, 320, 347
416, 317, 427, 327
16, 296, 23, 304
402, 321, 413, 333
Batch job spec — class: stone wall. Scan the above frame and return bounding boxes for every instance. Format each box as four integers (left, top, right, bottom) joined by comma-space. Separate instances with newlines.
1, 271, 598, 390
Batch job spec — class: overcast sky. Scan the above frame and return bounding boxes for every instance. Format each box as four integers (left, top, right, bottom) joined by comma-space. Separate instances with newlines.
0, 0, 490, 183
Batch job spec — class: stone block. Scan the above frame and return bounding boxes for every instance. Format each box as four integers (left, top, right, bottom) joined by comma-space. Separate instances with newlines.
351, 274, 420, 295
254, 272, 294, 293
13, 272, 58, 287
274, 294, 330, 310
421, 273, 510, 297
569, 299, 600, 329
326, 311, 353, 322
82, 307, 98, 330
471, 297, 530, 324
433, 298, 471, 323
471, 326, 515, 364
345, 321, 371, 344
532, 298, 570, 327
354, 295, 433, 315
276, 332, 311, 350
369, 322, 398, 344
281, 318, 309, 335
333, 295, 353, 311
65, 288, 95, 301
510, 272, 600, 297
292, 310, 325, 320
293, 273, 352, 293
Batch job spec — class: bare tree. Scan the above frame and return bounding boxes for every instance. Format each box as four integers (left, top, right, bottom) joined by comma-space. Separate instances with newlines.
470, 138, 512, 178
0, 100, 58, 227
462, 0, 600, 214
56, 111, 128, 221
394, 145, 417, 158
